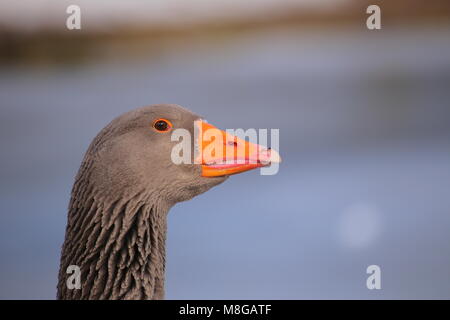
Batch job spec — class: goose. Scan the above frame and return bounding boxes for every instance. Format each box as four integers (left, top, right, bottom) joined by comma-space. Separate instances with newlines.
57, 104, 281, 300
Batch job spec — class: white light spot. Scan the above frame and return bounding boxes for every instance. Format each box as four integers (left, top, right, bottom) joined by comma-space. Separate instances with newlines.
337, 203, 382, 249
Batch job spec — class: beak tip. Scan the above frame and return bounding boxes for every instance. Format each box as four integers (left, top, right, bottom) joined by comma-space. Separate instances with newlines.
259, 148, 281, 165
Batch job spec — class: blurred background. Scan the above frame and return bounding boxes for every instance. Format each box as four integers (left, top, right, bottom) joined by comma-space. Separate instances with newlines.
1, 0, 450, 299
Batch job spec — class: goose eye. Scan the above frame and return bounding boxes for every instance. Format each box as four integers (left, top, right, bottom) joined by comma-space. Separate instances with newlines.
153, 119, 172, 132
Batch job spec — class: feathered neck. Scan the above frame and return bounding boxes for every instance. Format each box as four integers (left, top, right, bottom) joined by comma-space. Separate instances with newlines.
57, 186, 170, 300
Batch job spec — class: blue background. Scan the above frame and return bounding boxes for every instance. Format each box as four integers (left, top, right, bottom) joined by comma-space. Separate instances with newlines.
1, 25, 450, 299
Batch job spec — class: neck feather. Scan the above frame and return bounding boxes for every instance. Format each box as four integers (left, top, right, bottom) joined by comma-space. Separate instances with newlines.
58, 188, 170, 300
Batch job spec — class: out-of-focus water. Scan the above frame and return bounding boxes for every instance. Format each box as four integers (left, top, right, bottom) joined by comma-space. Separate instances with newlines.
1, 25, 450, 299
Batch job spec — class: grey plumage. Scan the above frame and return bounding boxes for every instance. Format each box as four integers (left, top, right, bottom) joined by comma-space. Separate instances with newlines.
57, 104, 226, 299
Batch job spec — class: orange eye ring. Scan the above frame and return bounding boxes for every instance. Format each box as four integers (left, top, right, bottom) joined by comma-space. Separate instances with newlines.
152, 118, 172, 132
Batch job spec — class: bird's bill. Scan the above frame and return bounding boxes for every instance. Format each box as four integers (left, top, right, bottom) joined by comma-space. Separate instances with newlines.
195, 120, 281, 177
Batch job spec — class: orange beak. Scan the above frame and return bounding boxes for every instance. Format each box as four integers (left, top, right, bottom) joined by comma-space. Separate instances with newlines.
195, 120, 281, 177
